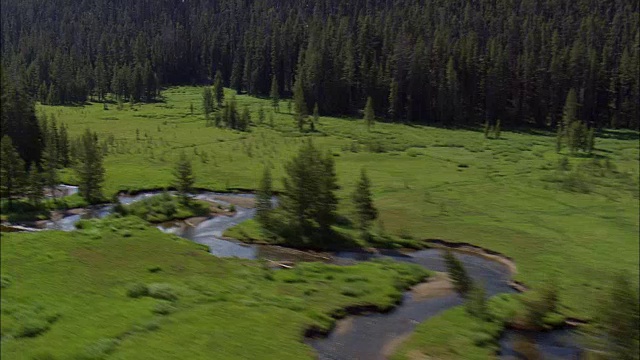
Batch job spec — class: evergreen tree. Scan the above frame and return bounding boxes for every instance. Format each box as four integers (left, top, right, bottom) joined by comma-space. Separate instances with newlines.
270, 75, 280, 112
444, 250, 472, 297
293, 76, 307, 118
312, 102, 319, 127
25, 165, 44, 206
352, 168, 378, 232
280, 140, 339, 243
202, 87, 214, 119
596, 273, 639, 360
364, 96, 375, 131
173, 152, 194, 204
41, 135, 59, 199
76, 129, 105, 204
239, 106, 251, 131
213, 70, 224, 108
256, 166, 273, 228
0, 135, 27, 209
494, 119, 501, 139
465, 283, 488, 320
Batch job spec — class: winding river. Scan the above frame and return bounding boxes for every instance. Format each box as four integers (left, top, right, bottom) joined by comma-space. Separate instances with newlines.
4, 187, 583, 359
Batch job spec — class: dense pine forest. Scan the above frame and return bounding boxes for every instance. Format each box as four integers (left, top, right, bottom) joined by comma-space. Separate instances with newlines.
1, 0, 638, 131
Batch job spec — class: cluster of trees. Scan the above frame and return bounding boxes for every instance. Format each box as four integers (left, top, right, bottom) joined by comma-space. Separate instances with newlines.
2, 0, 637, 128
256, 140, 378, 247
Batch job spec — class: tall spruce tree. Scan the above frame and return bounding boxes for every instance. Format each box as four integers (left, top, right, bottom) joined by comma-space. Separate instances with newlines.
25, 165, 44, 206
444, 250, 473, 297
173, 152, 194, 204
364, 96, 375, 131
280, 140, 339, 243
202, 87, 214, 119
0, 135, 27, 209
76, 129, 105, 204
270, 75, 280, 112
213, 70, 224, 108
352, 168, 377, 232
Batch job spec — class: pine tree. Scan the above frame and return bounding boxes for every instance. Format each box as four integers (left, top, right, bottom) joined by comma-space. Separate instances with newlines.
494, 119, 501, 139
280, 140, 339, 243
597, 273, 639, 360
76, 129, 105, 204
293, 76, 307, 118
239, 106, 251, 131
364, 96, 375, 131
58, 123, 70, 167
202, 87, 214, 119
556, 124, 563, 153
256, 166, 273, 228
0, 135, 27, 209
444, 250, 472, 296
41, 136, 59, 199
213, 70, 224, 107
484, 121, 490, 139
465, 283, 488, 320
352, 168, 378, 232
25, 165, 44, 206
173, 151, 194, 204
270, 75, 280, 112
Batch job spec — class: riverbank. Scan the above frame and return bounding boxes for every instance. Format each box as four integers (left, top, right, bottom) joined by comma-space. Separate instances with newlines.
0, 215, 429, 360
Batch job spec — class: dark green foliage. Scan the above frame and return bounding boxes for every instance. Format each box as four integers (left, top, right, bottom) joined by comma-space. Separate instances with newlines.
270, 75, 279, 112
279, 140, 339, 244
593, 273, 640, 360
483, 121, 490, 139
312, 103, 319, 128
213, 70, 224, 108
521, 279, 560, 329
364, 97, 375, 131
352, 168, 377, 232
173, 152, 194, 203
256, 166, 273, 228
0, 135, 26, 209
444, 250, 472, 297
1, 0, 638, 129
202, 87, 214, 118
239, 106, 250, 131
127, 283, 149, 298
25, 166, 44, 206
75, 129, 105, 204
124, 193, 209, 223
465, 283, 488, 320
494, 120, 501, 139
258, 105, 265, 124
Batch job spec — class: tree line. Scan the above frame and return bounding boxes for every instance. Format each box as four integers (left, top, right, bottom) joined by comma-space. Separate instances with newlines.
1, 0, 637, 129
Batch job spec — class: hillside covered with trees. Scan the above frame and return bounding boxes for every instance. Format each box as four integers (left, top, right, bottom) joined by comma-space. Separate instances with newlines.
1, 0, 638, 129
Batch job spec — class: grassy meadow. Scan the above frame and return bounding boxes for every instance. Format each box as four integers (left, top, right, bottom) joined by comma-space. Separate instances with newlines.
37, 86, 640, 320
0, 216, 428, 359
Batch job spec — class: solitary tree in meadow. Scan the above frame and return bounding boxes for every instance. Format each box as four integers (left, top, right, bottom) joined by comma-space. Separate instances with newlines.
173, 152, 195, 204
364, 96, 375, 131
352, 168, 377, 233
76, 129, 105, 204
444, 250, 472, 297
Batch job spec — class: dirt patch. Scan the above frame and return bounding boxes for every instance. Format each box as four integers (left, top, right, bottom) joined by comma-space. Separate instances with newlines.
382, 333, 412, 358
334, 318, 353, 335
410, 272, 454, 301
213, 195, 256, 208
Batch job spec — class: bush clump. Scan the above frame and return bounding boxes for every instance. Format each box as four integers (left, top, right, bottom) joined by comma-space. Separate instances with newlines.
152, 301, 177, 315
147, 283, 178, 301
126, 283, 149, 298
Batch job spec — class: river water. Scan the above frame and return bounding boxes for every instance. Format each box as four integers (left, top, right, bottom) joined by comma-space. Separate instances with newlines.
6, 186, 583, 359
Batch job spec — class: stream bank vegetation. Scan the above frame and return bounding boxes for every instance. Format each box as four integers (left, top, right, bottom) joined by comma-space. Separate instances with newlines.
0, 215, 429, 359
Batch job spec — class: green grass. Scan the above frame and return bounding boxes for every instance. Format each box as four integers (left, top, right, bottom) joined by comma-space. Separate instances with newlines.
0, 216, 429, 360
391, 295, 521, 360
1, 194, 89, 222
121, 194, 211, 223
37, 86, 640, 319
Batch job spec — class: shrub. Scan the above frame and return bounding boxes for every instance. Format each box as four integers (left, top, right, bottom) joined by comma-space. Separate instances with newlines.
17, 318, 50, 338
147, 265, 162, 273
406, 148, 421, 157
1, 274, 12, 288
126, 283, 149, 298
152, 301, 176, 315
148, 283, 178, 301
78, 338, 119, 360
